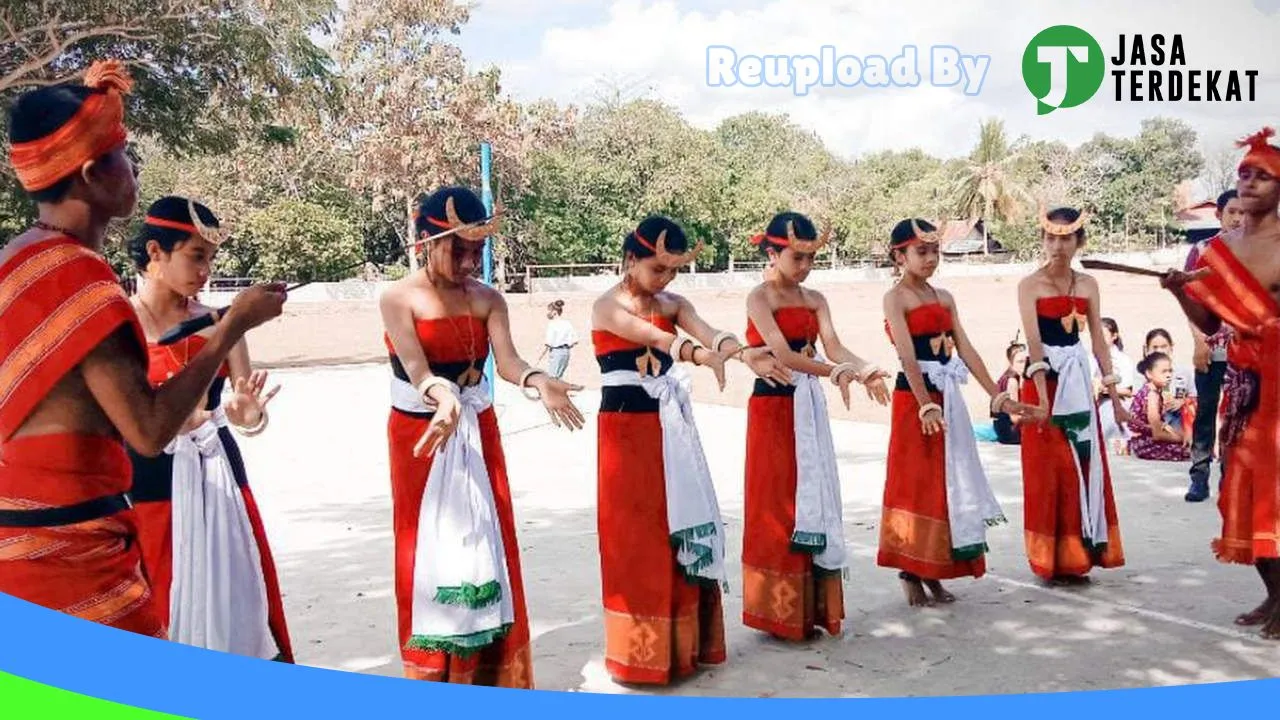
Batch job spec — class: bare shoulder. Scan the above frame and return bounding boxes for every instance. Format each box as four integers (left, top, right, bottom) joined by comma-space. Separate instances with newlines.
657, 290, 689, 314
468, 279, 507, 314
1076, 272, 1100, 293
0, 230, 48, 268
378, 276, 414, 311
935, 286, 957, 308
803, 286, 828, 309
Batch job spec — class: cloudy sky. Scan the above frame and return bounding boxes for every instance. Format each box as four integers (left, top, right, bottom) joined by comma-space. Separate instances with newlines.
450, 0, 1280, 180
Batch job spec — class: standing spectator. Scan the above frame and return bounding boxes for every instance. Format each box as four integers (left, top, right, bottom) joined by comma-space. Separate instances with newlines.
1182, 189, 1244, 502
537, 299, 578, 378
1092, 317, 1136, 456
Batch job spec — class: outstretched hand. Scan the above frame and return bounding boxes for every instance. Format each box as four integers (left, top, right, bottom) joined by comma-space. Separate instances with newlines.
530, 375, 587, 430
414, 389, 461, 458
739, 347, 792, 387
861, 371, 892, 406
227, 370, 280, 427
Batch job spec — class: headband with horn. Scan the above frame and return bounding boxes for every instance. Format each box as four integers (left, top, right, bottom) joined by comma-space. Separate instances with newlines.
423, 194, 503, 243
750, 218, 832, 253
1038, 203, 1090, 236
891, 218, 942, 248
187, 198, 230, 245
635, 227, 704, 267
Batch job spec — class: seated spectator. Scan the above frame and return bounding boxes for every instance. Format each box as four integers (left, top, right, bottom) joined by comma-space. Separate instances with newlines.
1127, 351, 1192, 462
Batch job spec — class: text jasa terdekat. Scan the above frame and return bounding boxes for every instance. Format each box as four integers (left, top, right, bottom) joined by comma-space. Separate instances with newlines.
1112, 34, 1258, 102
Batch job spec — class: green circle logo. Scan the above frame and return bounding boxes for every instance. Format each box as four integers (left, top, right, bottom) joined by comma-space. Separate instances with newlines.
1022, 25, 1106, 115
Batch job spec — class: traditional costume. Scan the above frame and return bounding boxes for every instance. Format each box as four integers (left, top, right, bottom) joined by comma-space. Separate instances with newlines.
128, 328, 293, 661
1020, 212, 1125, 579
1184, 128, 1280, 566
0, 60, 164, 638
878, 224, 1006, 582
594, 224, 727, 685
741, 223, 846, 640
386, 190, 531, 686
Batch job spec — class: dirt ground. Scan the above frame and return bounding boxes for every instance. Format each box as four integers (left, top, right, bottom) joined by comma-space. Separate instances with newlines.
243, 269, 1196, 425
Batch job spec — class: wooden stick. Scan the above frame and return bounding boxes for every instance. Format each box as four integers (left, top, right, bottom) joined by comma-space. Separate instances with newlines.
1080, 259, 1212, 281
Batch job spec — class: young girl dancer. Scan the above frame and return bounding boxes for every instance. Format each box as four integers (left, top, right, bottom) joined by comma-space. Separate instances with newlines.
1017, 205, 1127, 584
591, 214, 789, 684
126, 196, 292, 661
879, 218, 1033, 605
380, 186, 584, 686
741, 211, 891, 641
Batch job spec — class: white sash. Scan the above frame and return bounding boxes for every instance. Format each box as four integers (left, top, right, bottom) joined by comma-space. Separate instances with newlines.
599, 365, 728, 588
789, 368, 847, 572
917, 359, 1007, 557
1044, 342, 1109, 551
397, 375, 515, 654
167, 407, 278, 660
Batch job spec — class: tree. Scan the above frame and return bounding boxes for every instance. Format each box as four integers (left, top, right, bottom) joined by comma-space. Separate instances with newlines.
1200, 142, 1241, 199
0, 0, 338, 237
952, 118, 1033, 254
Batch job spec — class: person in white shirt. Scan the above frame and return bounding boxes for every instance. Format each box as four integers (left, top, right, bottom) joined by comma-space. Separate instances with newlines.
1091, 317, 1135, 455
538, 299, 578, 378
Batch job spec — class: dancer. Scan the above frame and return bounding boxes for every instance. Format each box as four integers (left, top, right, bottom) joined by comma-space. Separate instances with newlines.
880, 219, 1033, 605
1017, 206, 1127, 584
741, 212, 891, 640
126, 197, 293, 661
1163, 127, 1280, 638
592, 214, 790, 685
0, 60, 284, 637
381, 186, 584, 686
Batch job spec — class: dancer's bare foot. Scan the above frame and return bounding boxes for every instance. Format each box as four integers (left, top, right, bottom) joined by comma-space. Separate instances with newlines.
1236, 597, 1277, 626
899, 572, 933, 607
923, 579, 956, 604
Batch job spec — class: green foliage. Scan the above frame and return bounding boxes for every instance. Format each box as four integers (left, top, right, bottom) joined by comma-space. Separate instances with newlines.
237, 200, 364, 282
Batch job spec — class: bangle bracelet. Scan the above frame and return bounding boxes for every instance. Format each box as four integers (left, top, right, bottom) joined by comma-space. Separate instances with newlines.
917, 402, 942, 421
829, 362, 857, 386
670, 336, 695, 364
1101, 373, 1122, 386
234, 410, 268, 437
1026, 361, 1050, 377
417, 376, 456, 406
855, 364, 882, 384
519, 367, 546, 401
990, 391, 1010, 414
711, 331, 739, 353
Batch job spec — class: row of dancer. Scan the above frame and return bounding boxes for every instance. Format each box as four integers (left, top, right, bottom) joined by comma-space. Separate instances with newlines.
2, 61, 1278, 695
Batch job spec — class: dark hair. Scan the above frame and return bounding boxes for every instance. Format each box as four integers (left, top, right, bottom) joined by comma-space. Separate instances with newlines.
1006, 342, 1027, 363
1138, 351, 1171, 376
547, 299, 564, 315
1045, 206, 1087, 243
127, 196, 220, 271
1144, 328, 1173, 351
756, 211, 817, 256
890, 218, 937, 249
7, 83, 118, 203
1216, 189, 1239, 213
414, 186, 489, 240
1101, 317, 1122, 351
623, 215, 689, 259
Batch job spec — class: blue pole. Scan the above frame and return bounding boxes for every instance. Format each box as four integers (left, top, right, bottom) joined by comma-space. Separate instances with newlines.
480, 142, 495, 394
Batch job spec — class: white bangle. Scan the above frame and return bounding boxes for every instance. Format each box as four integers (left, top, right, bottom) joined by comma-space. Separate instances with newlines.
855, 364, 883, 384
990, 391, 1010, 414
234, 410, 269, 437
1101, 373, 1122, 386
1026, 361, 1050, 377
417, 375, 457, 406
519, 367, 546, 401
669, 336, 695, 363
711, 331, 738, 353
829, 362, 857, 386
918, 402, 942, 421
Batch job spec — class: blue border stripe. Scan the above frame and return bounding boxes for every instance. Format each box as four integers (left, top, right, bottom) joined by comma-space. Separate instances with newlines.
0, 592, 1276, 718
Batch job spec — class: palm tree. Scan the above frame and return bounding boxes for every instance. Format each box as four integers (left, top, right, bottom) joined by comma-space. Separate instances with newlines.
952, 119, 1033, 254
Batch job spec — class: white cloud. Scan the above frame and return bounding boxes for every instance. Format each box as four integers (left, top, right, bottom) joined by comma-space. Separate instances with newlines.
471, 0, 1280, 165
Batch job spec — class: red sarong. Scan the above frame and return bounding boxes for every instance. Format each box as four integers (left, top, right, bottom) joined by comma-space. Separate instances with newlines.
594, 320, 726, 685
1186, 238, 1280, 564
742, 307, 843, 639
1019, 297, 1124, 579
878, 303, 987, 580
386, 316, 532, 687
0, 236, 163, 637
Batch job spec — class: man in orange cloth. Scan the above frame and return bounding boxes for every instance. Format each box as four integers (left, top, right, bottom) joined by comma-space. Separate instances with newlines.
0, 60, 286, 637
1164, 127, 1280, 639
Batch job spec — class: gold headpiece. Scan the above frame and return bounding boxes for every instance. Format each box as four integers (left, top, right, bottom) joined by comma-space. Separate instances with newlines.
784, 219, 833, 253
1038, 203, 1090, 236
442, 195, 503, 242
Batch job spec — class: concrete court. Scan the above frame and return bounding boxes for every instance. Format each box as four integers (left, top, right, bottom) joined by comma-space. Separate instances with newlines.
234, 362, 1280, 698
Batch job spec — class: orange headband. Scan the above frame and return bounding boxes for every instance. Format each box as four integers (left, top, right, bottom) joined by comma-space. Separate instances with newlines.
9, 60, 133, 192
891, 219, 942, 248
633, 228, 703, 266
144, 216, 198, 233
1237, 127, 1280, 178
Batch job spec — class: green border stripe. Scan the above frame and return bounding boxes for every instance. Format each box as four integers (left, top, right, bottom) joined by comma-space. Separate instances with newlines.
0, 671, 191, 719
